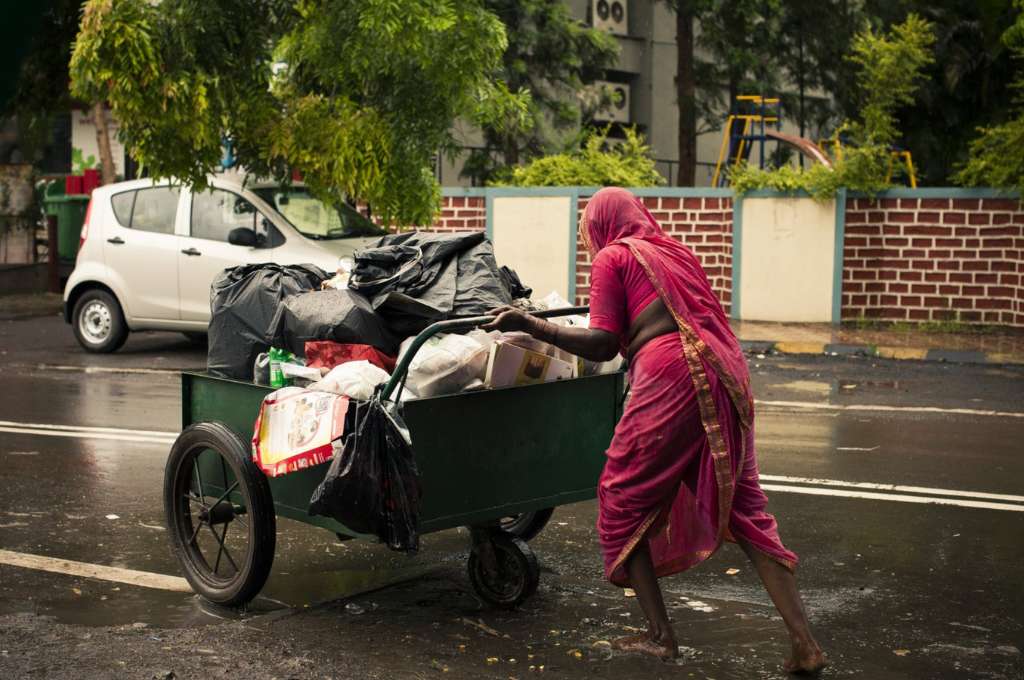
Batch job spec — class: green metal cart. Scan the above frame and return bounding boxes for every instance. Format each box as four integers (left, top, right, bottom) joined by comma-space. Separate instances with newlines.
163, 308, 624, 609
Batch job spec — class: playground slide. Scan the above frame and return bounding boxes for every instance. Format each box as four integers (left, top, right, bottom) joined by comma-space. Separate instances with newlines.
764, 130, 833, 168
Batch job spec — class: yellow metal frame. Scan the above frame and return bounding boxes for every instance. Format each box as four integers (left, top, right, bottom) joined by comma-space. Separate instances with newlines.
712, 96, 781, 187
819, 138, 917, 188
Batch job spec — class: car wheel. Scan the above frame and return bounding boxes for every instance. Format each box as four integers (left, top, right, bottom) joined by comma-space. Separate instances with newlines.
72, 289, 128, 353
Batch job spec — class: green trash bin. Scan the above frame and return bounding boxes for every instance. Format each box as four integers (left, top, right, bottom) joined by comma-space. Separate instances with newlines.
43, 187, 90, 263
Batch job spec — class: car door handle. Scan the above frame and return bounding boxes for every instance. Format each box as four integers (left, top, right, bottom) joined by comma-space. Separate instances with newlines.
106, 237, 125, 245
181, 247, 202, 256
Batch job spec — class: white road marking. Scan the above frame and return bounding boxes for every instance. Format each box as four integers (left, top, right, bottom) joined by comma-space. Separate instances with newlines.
0, 425, 175, 445
760, 475, 1024, 503
756, 399, 1024, 419
25, 363, 182, 375
0, 549, 191, 592
761, 484, 1024, 512
0, 420, 175, 437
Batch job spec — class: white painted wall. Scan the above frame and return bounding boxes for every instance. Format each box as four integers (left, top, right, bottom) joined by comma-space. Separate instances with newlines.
738, 197, 837, 323
490, 196, 573, 302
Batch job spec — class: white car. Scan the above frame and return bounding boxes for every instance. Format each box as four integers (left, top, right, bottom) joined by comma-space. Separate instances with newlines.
63, 175, 384, 352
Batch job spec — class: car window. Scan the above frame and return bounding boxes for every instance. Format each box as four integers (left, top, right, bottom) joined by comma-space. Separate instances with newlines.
252, 186, 385, 239
115, 186, 180, 234
255, 214, 286, 249
191, 189, 259, 243
110, 191, 135, 228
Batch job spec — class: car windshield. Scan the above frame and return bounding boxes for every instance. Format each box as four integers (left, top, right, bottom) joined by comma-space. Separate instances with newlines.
251, 186, 385, 240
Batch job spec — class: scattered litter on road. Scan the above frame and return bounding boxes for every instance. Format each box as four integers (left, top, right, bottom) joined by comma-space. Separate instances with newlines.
623, 588, 636, 597
893, 649, 910, 656
460, 617, 506, 638
71, 587, 81, 596
105, 514, 119, 520
485, 657, 499, 665
725, 568, 741, 575
137, 522, 164, 531
429, 659, 449, 672
344, 603, 365, 615
567, 649, 583, 659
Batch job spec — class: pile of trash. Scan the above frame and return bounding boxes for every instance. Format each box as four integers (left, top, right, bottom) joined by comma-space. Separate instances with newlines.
208, 232, 622, 553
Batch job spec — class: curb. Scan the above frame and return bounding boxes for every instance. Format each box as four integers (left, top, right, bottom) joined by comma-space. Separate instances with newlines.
740, 340, 1024, 366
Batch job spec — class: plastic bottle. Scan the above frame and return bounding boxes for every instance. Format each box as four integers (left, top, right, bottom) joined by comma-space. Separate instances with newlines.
269, 348, 285, 388
253, 352, 271, 385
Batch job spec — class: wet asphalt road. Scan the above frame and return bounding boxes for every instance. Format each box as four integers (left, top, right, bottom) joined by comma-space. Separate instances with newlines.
0, 315, 1022, 679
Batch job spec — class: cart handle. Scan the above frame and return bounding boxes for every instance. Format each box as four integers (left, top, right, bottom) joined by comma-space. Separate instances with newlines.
382, 306, 590, 402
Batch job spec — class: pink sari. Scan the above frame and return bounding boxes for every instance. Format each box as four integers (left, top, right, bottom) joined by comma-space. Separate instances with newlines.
582, 188, 797, 586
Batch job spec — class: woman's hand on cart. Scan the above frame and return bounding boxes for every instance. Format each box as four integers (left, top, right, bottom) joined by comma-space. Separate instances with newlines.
482, 306, 533, 333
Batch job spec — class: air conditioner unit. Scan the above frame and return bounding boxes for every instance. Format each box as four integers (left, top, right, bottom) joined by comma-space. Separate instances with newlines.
591, 0, 628, 36
593, 81, 631, 124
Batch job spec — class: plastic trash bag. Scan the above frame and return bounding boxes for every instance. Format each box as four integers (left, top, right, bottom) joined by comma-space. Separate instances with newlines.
397, 330, 498, 397
277, 289, 399, 357
308, 387, 421, 553
310, 360, 413, 402
208, 263, 328, 379
349, 232, 527, 334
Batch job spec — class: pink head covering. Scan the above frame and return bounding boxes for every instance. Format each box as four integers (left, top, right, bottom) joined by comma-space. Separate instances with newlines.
580, 187, 665, 253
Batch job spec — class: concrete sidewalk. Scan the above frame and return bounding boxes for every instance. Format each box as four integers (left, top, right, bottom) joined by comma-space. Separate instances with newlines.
734, 320, 1024, 365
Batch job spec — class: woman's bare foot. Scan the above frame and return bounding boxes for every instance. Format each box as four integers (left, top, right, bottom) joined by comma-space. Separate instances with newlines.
613, 633, 678, 660
783, 638, 828, 674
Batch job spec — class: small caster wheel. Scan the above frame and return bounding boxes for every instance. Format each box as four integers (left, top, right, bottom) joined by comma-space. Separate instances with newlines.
467, 532, 539, 609
499, 508, 554, 542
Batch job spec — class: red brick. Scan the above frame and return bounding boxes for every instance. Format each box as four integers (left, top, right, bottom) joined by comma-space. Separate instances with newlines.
952, 199, 980, 210
912, 261, 935, 270
968, 213, 991, 225
879, 270, 899, 280
450, 196, 466, 208
1000, 274, 1020, 285
979, 249, 1002, 259
928, 249, 952, 259
900, 271, 923, 281
661, 197, 680, 210
881, 199, 900, 209
901, 296, 922, 306
960, 311, 982, 322
845, 211, 868, 225
843, 281, 864, 293
704, 198, 721, 210
909, 309, 930, 320
939, 285, 959, 295
976, 298, 1013, 310
912, 284, 937, 294
982, 237, 1014, 247
852, 294, 868, 305
984, 226, 1022, 237
992, 214, 1013, 225
981, 198, 1019, 211
956, 227, 979, 237
925, 272, 947, 283
880, 294, 899, 305
975, 273, 998, 283
995, 261, 1020, 272
908, 237, 931, 247
921, 198, 951, 210
886, 237, 910, 247
899, 198, 919, 209
889, 283, 909, 293
949, 273, 973, 283
916, 211, 941, 223
683, 197, 702, 209
942, 212, 967, 225
902, 249, 926, 258
924, 297, 948, 308
906, 225, 952, 236
868, 211, 886, 222
963, 261, 990, 272
988, 286, 1014, 297
935, 238, 963, 247
845, 236, 868, 247
889, 211, 915, 223
865, 282, 886, 292
953, 249, 977, 259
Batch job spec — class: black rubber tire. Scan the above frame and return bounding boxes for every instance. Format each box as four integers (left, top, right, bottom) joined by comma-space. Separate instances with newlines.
182, 332, 208, 347
164, 422, 276, 607
499, 508, 554, 542
467, 533, 540, 609
72, 289, 128, 353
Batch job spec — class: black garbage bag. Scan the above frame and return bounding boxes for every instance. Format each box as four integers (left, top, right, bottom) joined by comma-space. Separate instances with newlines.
309, 387, 421, 553
349, 231, 526, 334
277, 289, 399, 357
499, 265, 533, 300
208, 263, 328, 379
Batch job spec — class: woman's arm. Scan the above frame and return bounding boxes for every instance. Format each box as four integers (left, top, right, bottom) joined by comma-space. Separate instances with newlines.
481, 307, 620, 363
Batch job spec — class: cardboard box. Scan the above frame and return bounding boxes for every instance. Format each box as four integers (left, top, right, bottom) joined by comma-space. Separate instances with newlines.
485, 340, 576, 388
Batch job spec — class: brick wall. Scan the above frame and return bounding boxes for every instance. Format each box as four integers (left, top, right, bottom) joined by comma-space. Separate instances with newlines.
842, 197, 1024, 326
430, 195, 486, 232
574, 195, 734, 314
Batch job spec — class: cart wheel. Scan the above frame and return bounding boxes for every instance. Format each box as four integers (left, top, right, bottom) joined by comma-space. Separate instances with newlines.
164, 421, 275, 607
499, 508, 554, 542
467, 533, 539, 609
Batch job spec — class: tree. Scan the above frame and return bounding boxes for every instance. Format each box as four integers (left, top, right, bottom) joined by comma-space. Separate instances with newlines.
70, 0, 528, 226
459, 0, 619, 184
956, 0, 1024, 193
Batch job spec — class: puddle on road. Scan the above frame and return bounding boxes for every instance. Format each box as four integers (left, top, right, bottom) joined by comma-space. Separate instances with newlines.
0, 562, 437, 629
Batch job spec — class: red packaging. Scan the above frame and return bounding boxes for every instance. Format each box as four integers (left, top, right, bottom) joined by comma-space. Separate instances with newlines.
304, 341, 397, 373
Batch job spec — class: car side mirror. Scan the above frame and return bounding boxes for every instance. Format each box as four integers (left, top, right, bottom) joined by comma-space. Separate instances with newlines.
228, 227, 257, 247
